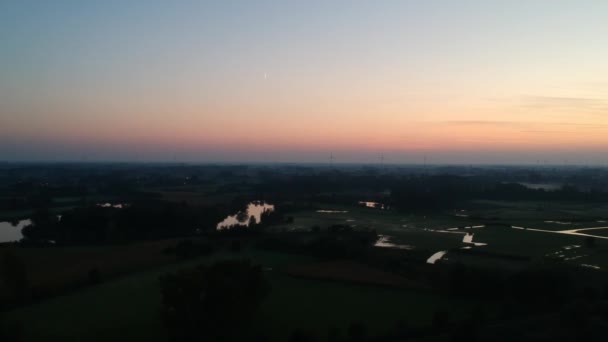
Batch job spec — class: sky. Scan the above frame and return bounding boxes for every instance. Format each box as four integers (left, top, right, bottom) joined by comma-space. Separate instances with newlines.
1, 0, 607, 164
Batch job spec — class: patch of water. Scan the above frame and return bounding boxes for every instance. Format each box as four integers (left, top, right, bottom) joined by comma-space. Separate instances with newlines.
374, 235, 414, 250
462, 233, 488, 246
427, 251, 447, 264
544, 220, 572, 225
581, 264, 601, 270
217, 202, 275, 230
0, 219, 31, 243
359, 201, 389, 210
97, 203, 127, 209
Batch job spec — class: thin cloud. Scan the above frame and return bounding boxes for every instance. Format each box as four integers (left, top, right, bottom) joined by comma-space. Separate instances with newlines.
440, 120, 524, 128
521, 130, 579, 134
519, 96, 608, 113
438, 120, 608, 130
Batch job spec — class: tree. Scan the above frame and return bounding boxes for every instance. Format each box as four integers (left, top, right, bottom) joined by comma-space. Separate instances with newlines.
327, 325, 341, 342
289, 330, 314, 342
237, 210, 249, 223
348, 321, 367, 341
248, 215, 258, 227
0, 317, 23, 342
160, 259, 270, 341
432, 310, 450, 331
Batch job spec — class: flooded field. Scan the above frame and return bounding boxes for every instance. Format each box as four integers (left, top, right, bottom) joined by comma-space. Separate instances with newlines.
0, 219, 30, 243
217, 201, 275, 230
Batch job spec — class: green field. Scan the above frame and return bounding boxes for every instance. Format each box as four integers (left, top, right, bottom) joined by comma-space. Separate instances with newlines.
271, 201, 608, 269
4, 199, 608, 341
3, 250, 478, 342
0, 239, 179, 303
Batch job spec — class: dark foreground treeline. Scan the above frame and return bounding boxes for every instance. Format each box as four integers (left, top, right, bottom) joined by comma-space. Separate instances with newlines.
19, 202, 227, 245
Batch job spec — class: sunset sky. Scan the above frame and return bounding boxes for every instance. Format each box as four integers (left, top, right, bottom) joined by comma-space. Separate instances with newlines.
1, 0, 607, 164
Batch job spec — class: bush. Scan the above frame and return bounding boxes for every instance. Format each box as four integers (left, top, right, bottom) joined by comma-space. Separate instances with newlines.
160, 259, 270, 341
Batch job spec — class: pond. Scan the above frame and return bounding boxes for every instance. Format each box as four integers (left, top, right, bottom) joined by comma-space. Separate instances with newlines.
217, 201, 275, 230
427, 251, 447, 264
462, 233, 487, 246
359, 201, 389, 210
0, 219, 31, 243
374, 235, 414, 250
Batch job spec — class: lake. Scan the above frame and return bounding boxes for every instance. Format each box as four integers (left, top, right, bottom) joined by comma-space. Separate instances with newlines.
0, 219, 30, 243
217, 201, 275, 230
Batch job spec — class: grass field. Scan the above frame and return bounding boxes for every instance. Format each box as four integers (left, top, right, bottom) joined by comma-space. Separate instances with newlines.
0, 206, 77, 221
4, 199, 608, 341
270, 201, 608, 270
3, 250, 479, 342
468, 200, 608, 229
0, 239, 179, 303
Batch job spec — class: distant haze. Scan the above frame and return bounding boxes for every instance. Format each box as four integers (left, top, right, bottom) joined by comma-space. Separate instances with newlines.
1, 1, 608, 164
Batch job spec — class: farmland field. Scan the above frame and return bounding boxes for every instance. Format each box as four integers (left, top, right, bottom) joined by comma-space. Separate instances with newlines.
2, 250, 479, 342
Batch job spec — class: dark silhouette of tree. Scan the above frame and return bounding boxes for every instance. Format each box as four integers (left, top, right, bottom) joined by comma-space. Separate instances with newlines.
20, 202, 227, 245
348, 321, 367, 341
21, 208, 59, 243
289, 329, 314, 342
393, 319, 409, 335
237, 210, 249, 223
160, 259, 270, 341
432, 311, 450, 331
248, 215, 257, 227
327, 325, 341, 342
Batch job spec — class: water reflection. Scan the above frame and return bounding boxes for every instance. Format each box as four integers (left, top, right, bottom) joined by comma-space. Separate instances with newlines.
217, 202, 275, 230
0, 219, 30, 243
316, 210, 348, 214
374, 235, 414, 250
97, 203, 128, 209
359, 201, 389, 210
462, 233, 487, 246
427, 251, 447, 264
581, 264, 601, 270
544, 220, 572, 225
518, 182, 562, 190
511, 225, 608, 240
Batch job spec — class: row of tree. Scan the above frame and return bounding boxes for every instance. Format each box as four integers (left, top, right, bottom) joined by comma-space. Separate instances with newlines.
21, 201, 229, 245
